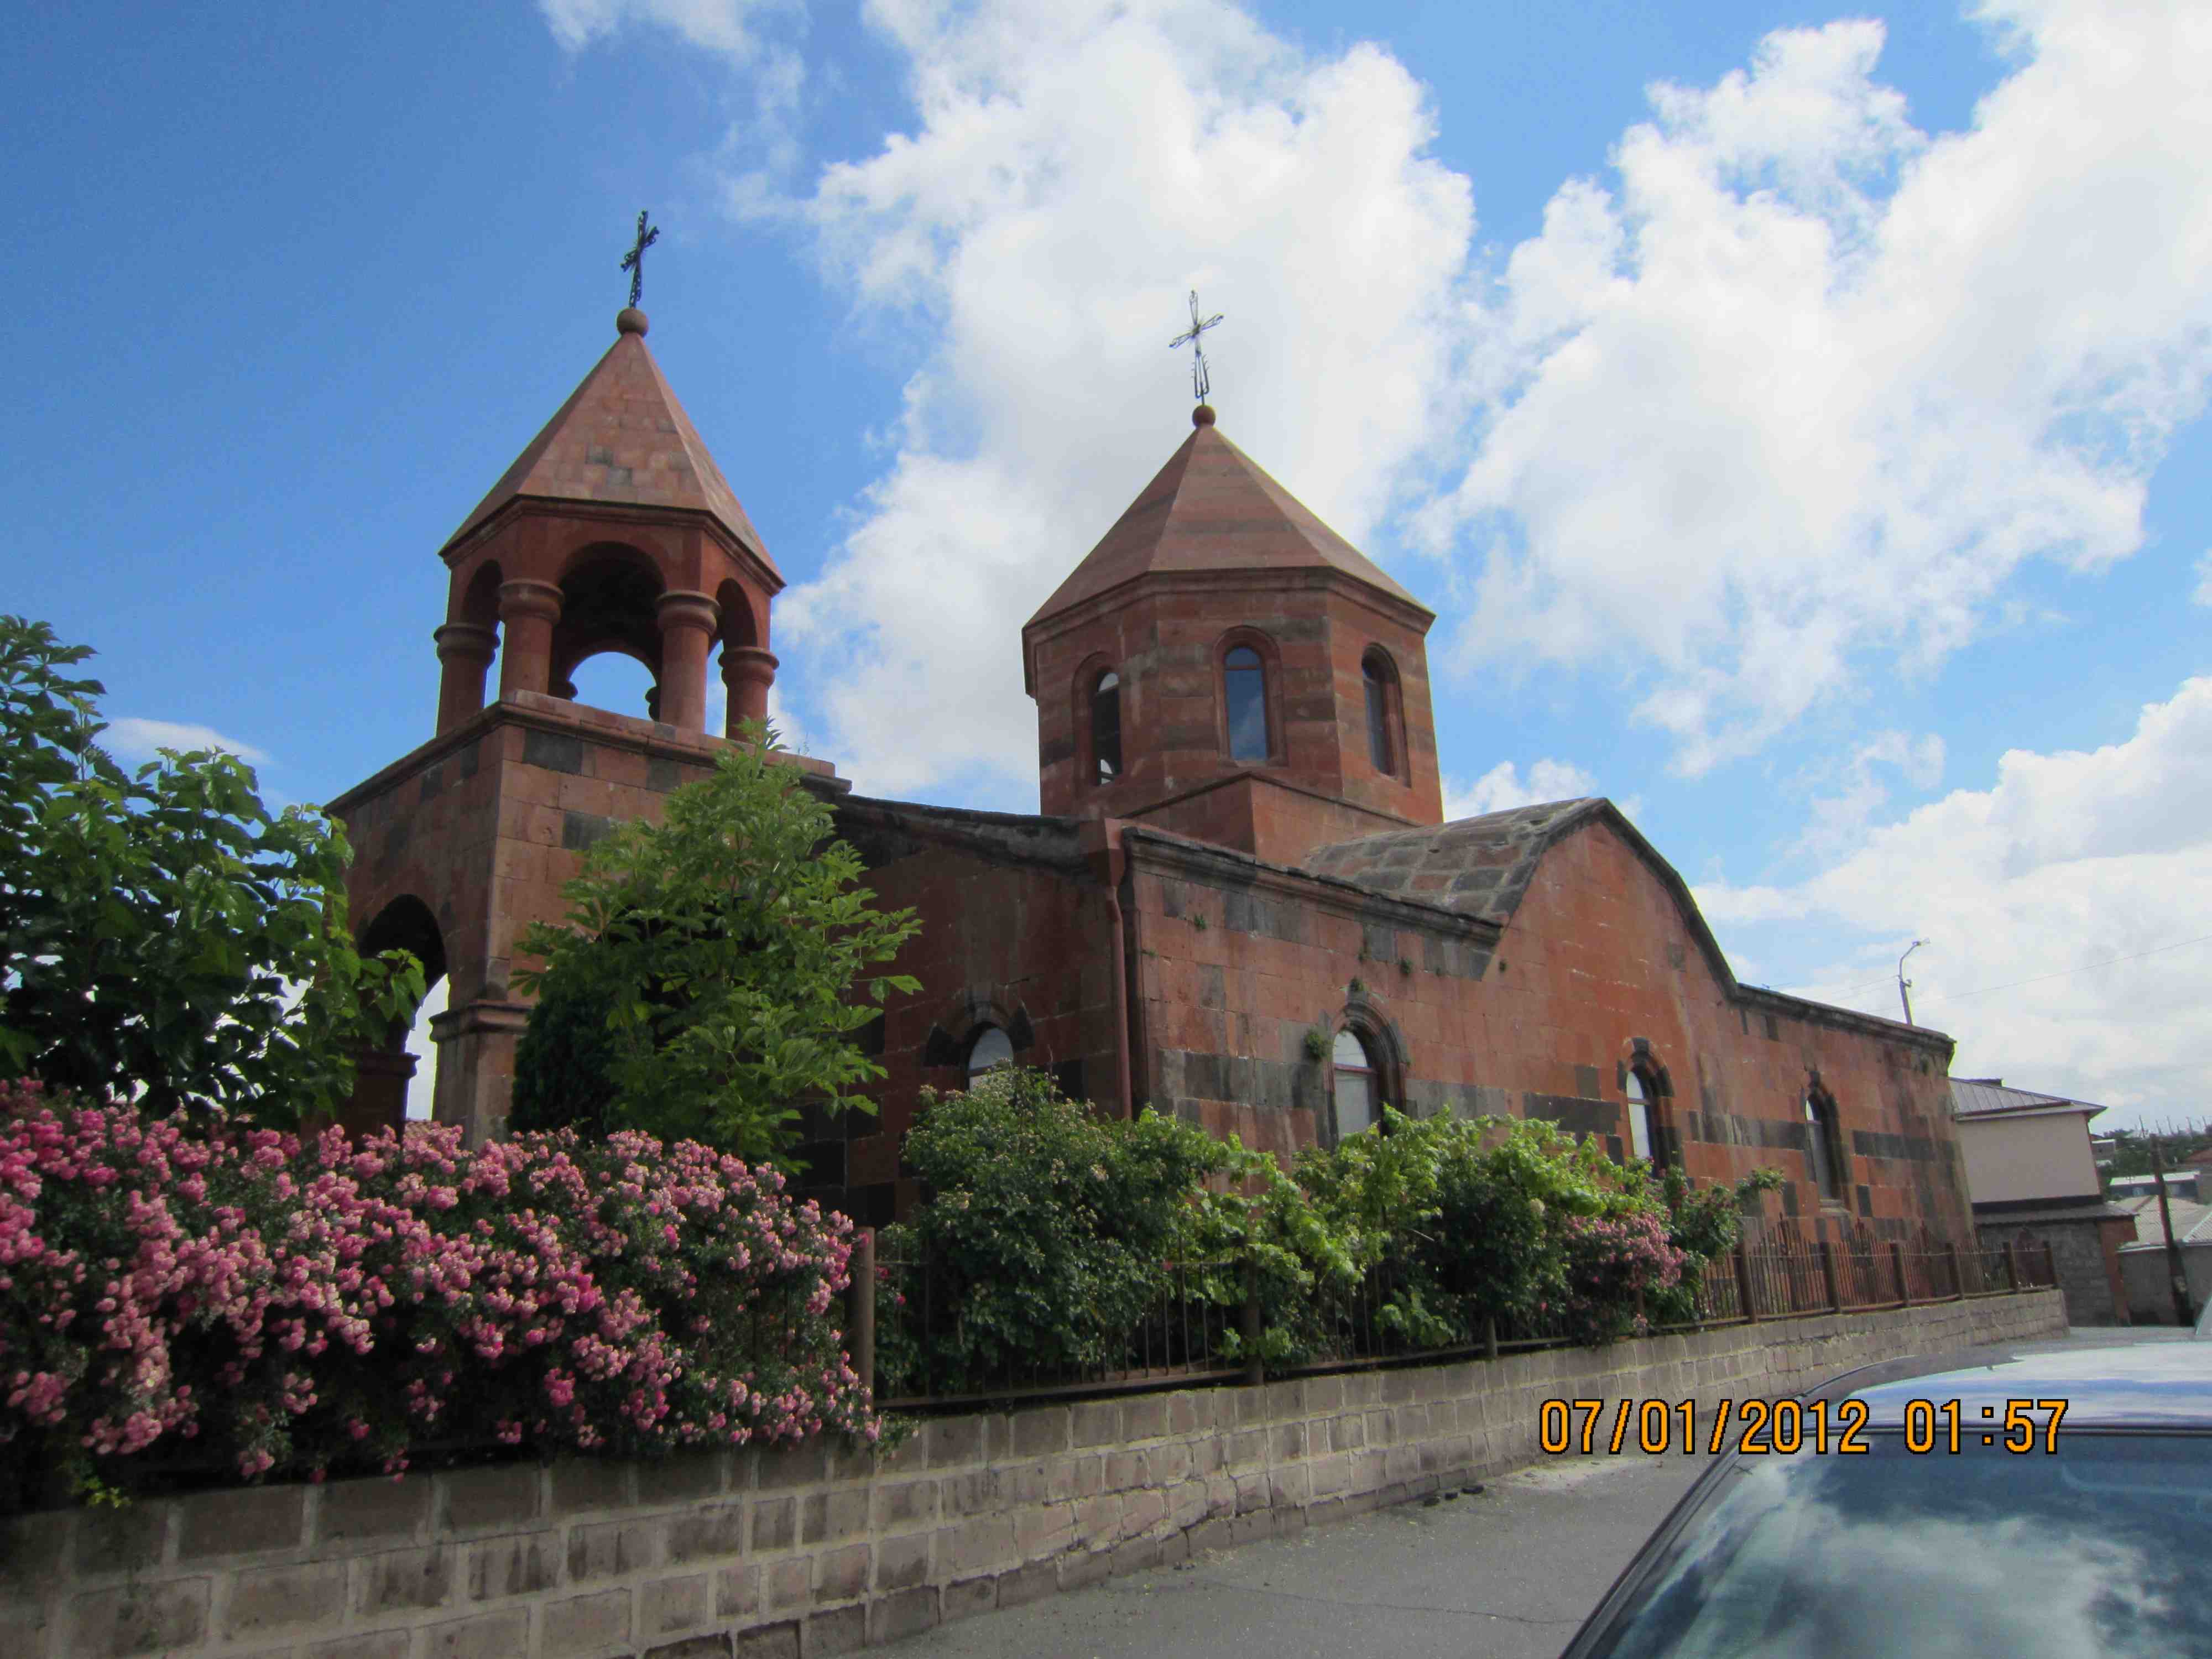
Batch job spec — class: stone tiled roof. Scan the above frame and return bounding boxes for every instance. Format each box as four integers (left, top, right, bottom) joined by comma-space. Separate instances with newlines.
441, 318, 775, 574
1026, 419, 1427, 626
1298, 797, 1955, 1053
1298, 797, 1601, 926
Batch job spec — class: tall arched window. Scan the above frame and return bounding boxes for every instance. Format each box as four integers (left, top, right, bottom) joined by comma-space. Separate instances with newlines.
1091, 669, 1122, 785
1332, 1029, 1379, 1140
1223, 645, 1269, 761
1804, 1089, 1845, 1200
1625, 1067, 1657, 1163
967, 1026, 1014, 1079
1362, 651, 1397, 775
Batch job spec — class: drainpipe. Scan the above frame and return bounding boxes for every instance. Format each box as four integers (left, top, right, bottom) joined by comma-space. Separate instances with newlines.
1086, 819, 1136, 1120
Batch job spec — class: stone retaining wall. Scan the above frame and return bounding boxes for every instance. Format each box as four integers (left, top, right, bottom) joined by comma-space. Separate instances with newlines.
0, 1290, 2065, 1658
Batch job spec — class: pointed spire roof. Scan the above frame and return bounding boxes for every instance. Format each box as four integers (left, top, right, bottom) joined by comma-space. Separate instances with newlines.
441, 310, 778, 577
1027, 409, 1428, 627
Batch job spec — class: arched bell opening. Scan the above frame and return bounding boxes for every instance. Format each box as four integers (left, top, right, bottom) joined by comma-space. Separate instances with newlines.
563, 645, 663, 722
550, 544, 667, 711
343, 895, 450, 1139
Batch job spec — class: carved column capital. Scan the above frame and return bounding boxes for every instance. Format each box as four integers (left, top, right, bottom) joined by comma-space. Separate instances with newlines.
432, 622, 498, 665
654, 589, 722, 637
497, 578, 564, 624
721, 645, 779, 689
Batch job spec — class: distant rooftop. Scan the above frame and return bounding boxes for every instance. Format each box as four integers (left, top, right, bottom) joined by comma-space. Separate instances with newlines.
1951, 1077, 2107, 1120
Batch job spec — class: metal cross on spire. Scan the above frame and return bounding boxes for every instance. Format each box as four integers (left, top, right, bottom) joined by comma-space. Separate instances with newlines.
1169, 290, 1224, 404
620, 210, 661, 309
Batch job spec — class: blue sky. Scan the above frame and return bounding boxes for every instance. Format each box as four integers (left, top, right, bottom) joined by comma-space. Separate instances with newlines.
7, 1, 2209, 1129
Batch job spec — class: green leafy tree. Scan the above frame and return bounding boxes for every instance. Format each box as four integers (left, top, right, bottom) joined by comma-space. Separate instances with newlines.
512, 724, 921, 1161
0, 617, 423, 1123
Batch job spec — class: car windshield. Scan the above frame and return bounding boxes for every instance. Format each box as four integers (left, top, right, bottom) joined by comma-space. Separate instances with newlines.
1580, 1433, 2212, 1658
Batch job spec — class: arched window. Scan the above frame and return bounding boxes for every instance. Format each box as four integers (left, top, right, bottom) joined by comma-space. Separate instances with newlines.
1332, 1029, 1379, 1140
1804, 1089, 1846, 1201
1362, 651, 1397, 775
1223, 645, 1270, 762
1624, 1067, 1657, 1164
967, 1025, 1014, 1079
1091, 669, 1122, 785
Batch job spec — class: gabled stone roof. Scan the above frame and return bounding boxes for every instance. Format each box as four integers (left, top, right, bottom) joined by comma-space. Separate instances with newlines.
1299, 797, 1599, 926
441, 315, 776, 576
1026, 416, 1427, 627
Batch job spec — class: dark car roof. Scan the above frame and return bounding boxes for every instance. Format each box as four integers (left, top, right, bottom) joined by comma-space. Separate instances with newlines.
1811, 1341, 2212, 1428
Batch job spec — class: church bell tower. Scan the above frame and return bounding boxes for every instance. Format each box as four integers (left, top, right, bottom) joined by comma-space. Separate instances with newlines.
326, 294, 845, 1144
1021, 403, 1444, 866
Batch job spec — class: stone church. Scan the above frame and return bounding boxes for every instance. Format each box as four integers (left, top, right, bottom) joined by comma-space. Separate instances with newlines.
328, 304, 1975, 1246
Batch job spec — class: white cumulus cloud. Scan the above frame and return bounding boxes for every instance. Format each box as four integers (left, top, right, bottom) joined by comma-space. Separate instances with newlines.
104, 718, 271, 766
1442, 758, 1599, 821
1697, 676, 2212, 1123
765, 0, 1476, 800
539, 0, 790, 60
1423, 4, 2212, 775
553, 1, 2212, 805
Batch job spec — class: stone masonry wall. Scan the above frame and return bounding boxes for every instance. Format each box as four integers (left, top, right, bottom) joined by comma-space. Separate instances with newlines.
1127, 815, 1975, 1250
0, 1291, 2063, 1659
1976, 1216, 2131, 1326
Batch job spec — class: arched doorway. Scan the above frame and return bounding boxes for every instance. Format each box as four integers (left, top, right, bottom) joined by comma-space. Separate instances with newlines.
348, 895, 448, 1138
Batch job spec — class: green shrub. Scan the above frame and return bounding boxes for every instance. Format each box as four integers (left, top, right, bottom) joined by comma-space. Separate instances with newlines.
508, 956, 622, 1136
1645, 1161, 1786, 1326
1297, 1112, 1710, 1347
877, 1068, 1244, 1394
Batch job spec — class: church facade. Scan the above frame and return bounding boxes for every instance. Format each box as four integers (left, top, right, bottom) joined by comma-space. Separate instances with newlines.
328, 308, 1975, 1250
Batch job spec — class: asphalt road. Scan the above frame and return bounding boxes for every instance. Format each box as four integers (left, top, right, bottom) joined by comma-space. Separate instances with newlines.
891, 1328, 2194, 1659
890, 1451, 1708, 1659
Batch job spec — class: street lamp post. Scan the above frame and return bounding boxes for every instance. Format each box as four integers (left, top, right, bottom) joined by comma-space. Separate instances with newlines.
1897, 939, 1927, 1026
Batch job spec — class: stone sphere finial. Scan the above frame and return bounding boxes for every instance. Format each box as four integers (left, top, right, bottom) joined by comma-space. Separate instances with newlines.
617, 307, 650, 337
1192, 403, 1217, 427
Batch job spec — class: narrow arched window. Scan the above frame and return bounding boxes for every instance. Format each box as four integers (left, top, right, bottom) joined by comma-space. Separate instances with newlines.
1332, 1029, 1378, 1140
1625, 1068, 1656, 1163
1804, 1091, 1845, 1199
1224, 645, 1269, 761
1091, 670, 1121, 785
1363, 654, 1394, 774
967, 1025, 1014, 1078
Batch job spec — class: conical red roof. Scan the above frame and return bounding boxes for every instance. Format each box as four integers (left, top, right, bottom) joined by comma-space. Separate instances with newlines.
1027, 419, 1427, 626
442, 317, 776, 577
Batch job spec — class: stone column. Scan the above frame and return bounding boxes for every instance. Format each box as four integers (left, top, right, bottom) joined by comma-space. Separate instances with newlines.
722, 646, 779, 739
336, 1046, 416, 1140
654, 590, 721, 733
496, 580, 564, 702
429, 999, 533, 1146
432, 622, 499, 733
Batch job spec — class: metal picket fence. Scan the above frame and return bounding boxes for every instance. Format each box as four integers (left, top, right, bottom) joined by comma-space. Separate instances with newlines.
852, 1232, 2058, 1411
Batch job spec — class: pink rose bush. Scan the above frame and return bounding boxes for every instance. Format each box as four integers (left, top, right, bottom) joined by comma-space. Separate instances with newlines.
1559, 1209, 1687, 1344
0, 1081, 877, 1507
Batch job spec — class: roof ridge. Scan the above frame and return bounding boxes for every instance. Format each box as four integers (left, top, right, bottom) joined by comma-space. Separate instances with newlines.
440, 324, 776, 577
1025, 419, 1427, 628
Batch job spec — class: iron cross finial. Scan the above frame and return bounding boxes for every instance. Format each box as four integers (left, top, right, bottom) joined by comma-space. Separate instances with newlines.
620, 210, 661, 309
1168, 290, 1224, 403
